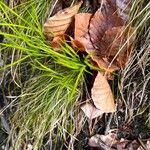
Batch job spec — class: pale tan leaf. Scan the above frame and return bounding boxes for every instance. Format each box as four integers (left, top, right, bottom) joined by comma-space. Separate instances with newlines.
88, 133, 117, 148
81, 103, 103, 119
44, 1, 82, 38
91, 72, 116, 112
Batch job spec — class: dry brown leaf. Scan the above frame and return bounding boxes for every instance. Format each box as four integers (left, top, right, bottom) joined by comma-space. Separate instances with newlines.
101, 26, 131, 67
74, 13, 92, 40
91, 72, 116, 112
51, 36, 64, 49
71, 39, 86, 51
89, 8, 124, 56
73, 3, 130, 68
88, 133, 117, 148
51, 34, 72, 49
44, 1, 82, 39
74, 13, 94, 52
81, 103, 103, 119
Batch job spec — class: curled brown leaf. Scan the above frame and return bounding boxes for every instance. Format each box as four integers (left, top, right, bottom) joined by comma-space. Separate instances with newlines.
89, 8, 124, 56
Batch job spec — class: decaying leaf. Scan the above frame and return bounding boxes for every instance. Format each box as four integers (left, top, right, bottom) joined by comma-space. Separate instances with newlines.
88, 133, 117, 148
44, 1, 82, 39
89, 8, 124, 56
73, 3, 132, 68
91, 72, 116, 112
101, 26, 132, 67
102, 26, 126, 56
81, 103, 103, 119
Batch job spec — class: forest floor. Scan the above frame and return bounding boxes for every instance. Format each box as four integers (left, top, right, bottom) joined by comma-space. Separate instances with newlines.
0, 0, 150, 150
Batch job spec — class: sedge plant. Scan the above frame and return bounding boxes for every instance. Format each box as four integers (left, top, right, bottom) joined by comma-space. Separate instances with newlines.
0, 1, 90, 149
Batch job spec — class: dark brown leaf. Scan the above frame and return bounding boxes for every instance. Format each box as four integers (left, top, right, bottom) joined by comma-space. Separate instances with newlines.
89, 7, 124, 56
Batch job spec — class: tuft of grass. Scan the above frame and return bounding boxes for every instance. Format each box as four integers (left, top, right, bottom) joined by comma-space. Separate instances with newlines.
10, 67, 85, 149
0, 1, 89, 149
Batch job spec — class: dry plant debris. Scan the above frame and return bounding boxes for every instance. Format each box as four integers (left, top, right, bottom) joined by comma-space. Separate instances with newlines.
80, 103, 104, 119
88, 132, 118, 148
43, 1, 134, 119
88, 133, 150, 149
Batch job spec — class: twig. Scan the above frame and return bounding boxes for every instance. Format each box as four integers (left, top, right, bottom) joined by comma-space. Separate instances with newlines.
138, 138, 148, 150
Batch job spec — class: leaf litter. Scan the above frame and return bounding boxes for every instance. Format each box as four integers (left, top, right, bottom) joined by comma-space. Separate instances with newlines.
44, 0, 134, 118
42, 0, 149, 149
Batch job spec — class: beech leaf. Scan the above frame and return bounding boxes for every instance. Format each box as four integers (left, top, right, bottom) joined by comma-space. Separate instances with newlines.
104, 26, 134, 67
74, 13, 94, 52
91, 72, 116, 112
44, 1, 82, 39
89, 7, 124, 56
81, 103, 103, 119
